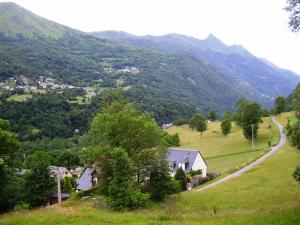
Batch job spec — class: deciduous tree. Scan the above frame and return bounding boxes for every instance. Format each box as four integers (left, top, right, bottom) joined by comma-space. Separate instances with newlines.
189, 114, 207, 138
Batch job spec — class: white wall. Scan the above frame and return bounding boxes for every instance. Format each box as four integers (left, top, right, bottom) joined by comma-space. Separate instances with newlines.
192, 153, 207, 177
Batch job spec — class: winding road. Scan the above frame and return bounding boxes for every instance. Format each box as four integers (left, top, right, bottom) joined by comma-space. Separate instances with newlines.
193, 116, 286, 192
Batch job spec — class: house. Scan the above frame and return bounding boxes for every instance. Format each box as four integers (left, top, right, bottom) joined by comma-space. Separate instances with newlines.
70, 166, 84, 179
76, 168, 99, 191
49, 166, 72, 179
167, 148, 207, 177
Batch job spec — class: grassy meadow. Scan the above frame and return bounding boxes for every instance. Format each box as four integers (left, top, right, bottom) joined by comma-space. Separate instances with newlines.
7, 94, 32, 102
1, 113, 299, 225
167, 117, 280, 174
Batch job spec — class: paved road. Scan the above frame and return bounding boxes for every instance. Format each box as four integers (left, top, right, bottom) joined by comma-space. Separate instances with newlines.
193, 116, 286, 192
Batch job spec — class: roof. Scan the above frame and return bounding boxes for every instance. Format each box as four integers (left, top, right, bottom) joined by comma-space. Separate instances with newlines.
167, 148, 207, 173
49, 166, 70, 177
76, 168, 96, 191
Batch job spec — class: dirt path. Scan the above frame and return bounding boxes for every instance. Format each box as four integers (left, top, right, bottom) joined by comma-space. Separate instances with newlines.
193, 116, 286, 192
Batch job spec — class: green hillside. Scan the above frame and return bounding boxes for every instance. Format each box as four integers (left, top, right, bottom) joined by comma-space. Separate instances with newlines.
92, 31, 300, 107
167, 116, 279, 174
0, 2, 75, 39
0, 113, 299, 225
0, 2, 244, 123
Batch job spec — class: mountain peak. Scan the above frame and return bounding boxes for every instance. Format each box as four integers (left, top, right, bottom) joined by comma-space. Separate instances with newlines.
205, 34, 223, 43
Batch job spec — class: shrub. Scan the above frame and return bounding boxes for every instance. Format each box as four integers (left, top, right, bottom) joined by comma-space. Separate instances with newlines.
175, 167, 187, 191
293, 165, 300, 181
173, 118, 188, 126
14, 202, 29, 211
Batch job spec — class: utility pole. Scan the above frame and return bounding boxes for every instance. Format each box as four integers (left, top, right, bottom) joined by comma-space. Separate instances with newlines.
56, 169, 62, 203
248, 124, 256, 149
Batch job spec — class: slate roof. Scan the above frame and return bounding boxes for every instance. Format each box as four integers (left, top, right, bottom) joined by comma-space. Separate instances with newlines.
76, 168, 96, 191
49, 166, 70, 177
167, 148, 204, 173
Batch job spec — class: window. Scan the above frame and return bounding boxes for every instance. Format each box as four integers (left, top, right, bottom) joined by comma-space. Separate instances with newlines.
185, 162, 189, 170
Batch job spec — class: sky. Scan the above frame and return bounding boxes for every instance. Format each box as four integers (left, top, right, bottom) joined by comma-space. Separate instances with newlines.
2, 0, 300, 75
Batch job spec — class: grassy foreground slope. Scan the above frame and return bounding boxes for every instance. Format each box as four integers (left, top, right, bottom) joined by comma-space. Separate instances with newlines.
0, 114, 299, 225
167, 117, 279, 173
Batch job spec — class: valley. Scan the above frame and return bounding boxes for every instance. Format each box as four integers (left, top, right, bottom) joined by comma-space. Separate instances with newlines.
1, 113, 299, 225
0, 2, 300, 224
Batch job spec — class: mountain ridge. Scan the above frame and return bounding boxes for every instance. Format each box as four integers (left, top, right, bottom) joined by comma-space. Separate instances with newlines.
0, 2, 300, 123
91, 30, 300, 100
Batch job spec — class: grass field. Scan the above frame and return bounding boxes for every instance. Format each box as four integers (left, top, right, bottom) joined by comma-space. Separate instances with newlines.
167, 117, 280, 174
1, 114, 299, 225
7, 94, 32, 102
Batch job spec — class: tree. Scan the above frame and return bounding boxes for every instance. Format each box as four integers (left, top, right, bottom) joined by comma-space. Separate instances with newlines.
175, 167, 187, 191
285, 0, 300, 32
209, 111, 217, 121
289, 121, 300, 149
221, 119, 232, 136
144, 151, 177, 201
162, 132, 180, 147
235, 98, 263, 140
274, 96, 286, 114
292, 84, 300, 119
57, 150, 80, 167
24, 150, 55, 207
108, 148, 149, 210
61, 177, 72, 193
0, 119, 21, 212
189, 114, 208, 138
86, 101, 164, 184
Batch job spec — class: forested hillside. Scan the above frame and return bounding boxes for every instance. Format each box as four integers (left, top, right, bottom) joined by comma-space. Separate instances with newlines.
0, 2, 244, 122
92, 31, 300, 107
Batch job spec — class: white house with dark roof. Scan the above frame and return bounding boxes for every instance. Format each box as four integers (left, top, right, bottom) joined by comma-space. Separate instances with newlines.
76, 168, 99, 191
167, 148, 207, 177
49, 166, 72, 178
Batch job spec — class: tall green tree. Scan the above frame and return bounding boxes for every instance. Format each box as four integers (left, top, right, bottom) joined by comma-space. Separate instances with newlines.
24, 150, 55, 207
86, 101, 164, 184
175, 167, 187, 191
108, 148, 149, 210
235, 98, 263, 140
289, 121, 300, 149
0, 119, 21, 212
144, 150, 177, 201
221, 119, 232, 136
189, 114, 207, 138
274, 96, 286, 114
292, 84, 300, 119
57, 150, 80, 167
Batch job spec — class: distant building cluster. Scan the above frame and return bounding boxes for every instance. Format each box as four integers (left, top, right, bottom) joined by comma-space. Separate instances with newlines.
117, 66, 140, 74
0, 75, 75, 92
37, 76, 74, 89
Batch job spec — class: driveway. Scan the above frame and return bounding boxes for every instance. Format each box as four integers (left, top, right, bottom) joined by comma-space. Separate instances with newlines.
193, 116, 286, 192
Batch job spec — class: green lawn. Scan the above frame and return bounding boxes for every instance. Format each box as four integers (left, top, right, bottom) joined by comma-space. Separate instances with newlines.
167, 117, 279, 173
7, 94, 32, 102
1, 114, 299, 225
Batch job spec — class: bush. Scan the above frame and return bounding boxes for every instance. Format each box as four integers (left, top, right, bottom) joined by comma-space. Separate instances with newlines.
163, 132, 180, 147
107, 189, 149, 211
14, 202, 29, 211
175, 167, 187, 191
293, 165, 300, 181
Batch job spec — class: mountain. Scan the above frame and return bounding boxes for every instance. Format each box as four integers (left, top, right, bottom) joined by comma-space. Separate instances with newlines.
0, 2, 80, 38
1, 3, 299, 124
91, 31, 300, 104
0, 2, 246, 123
